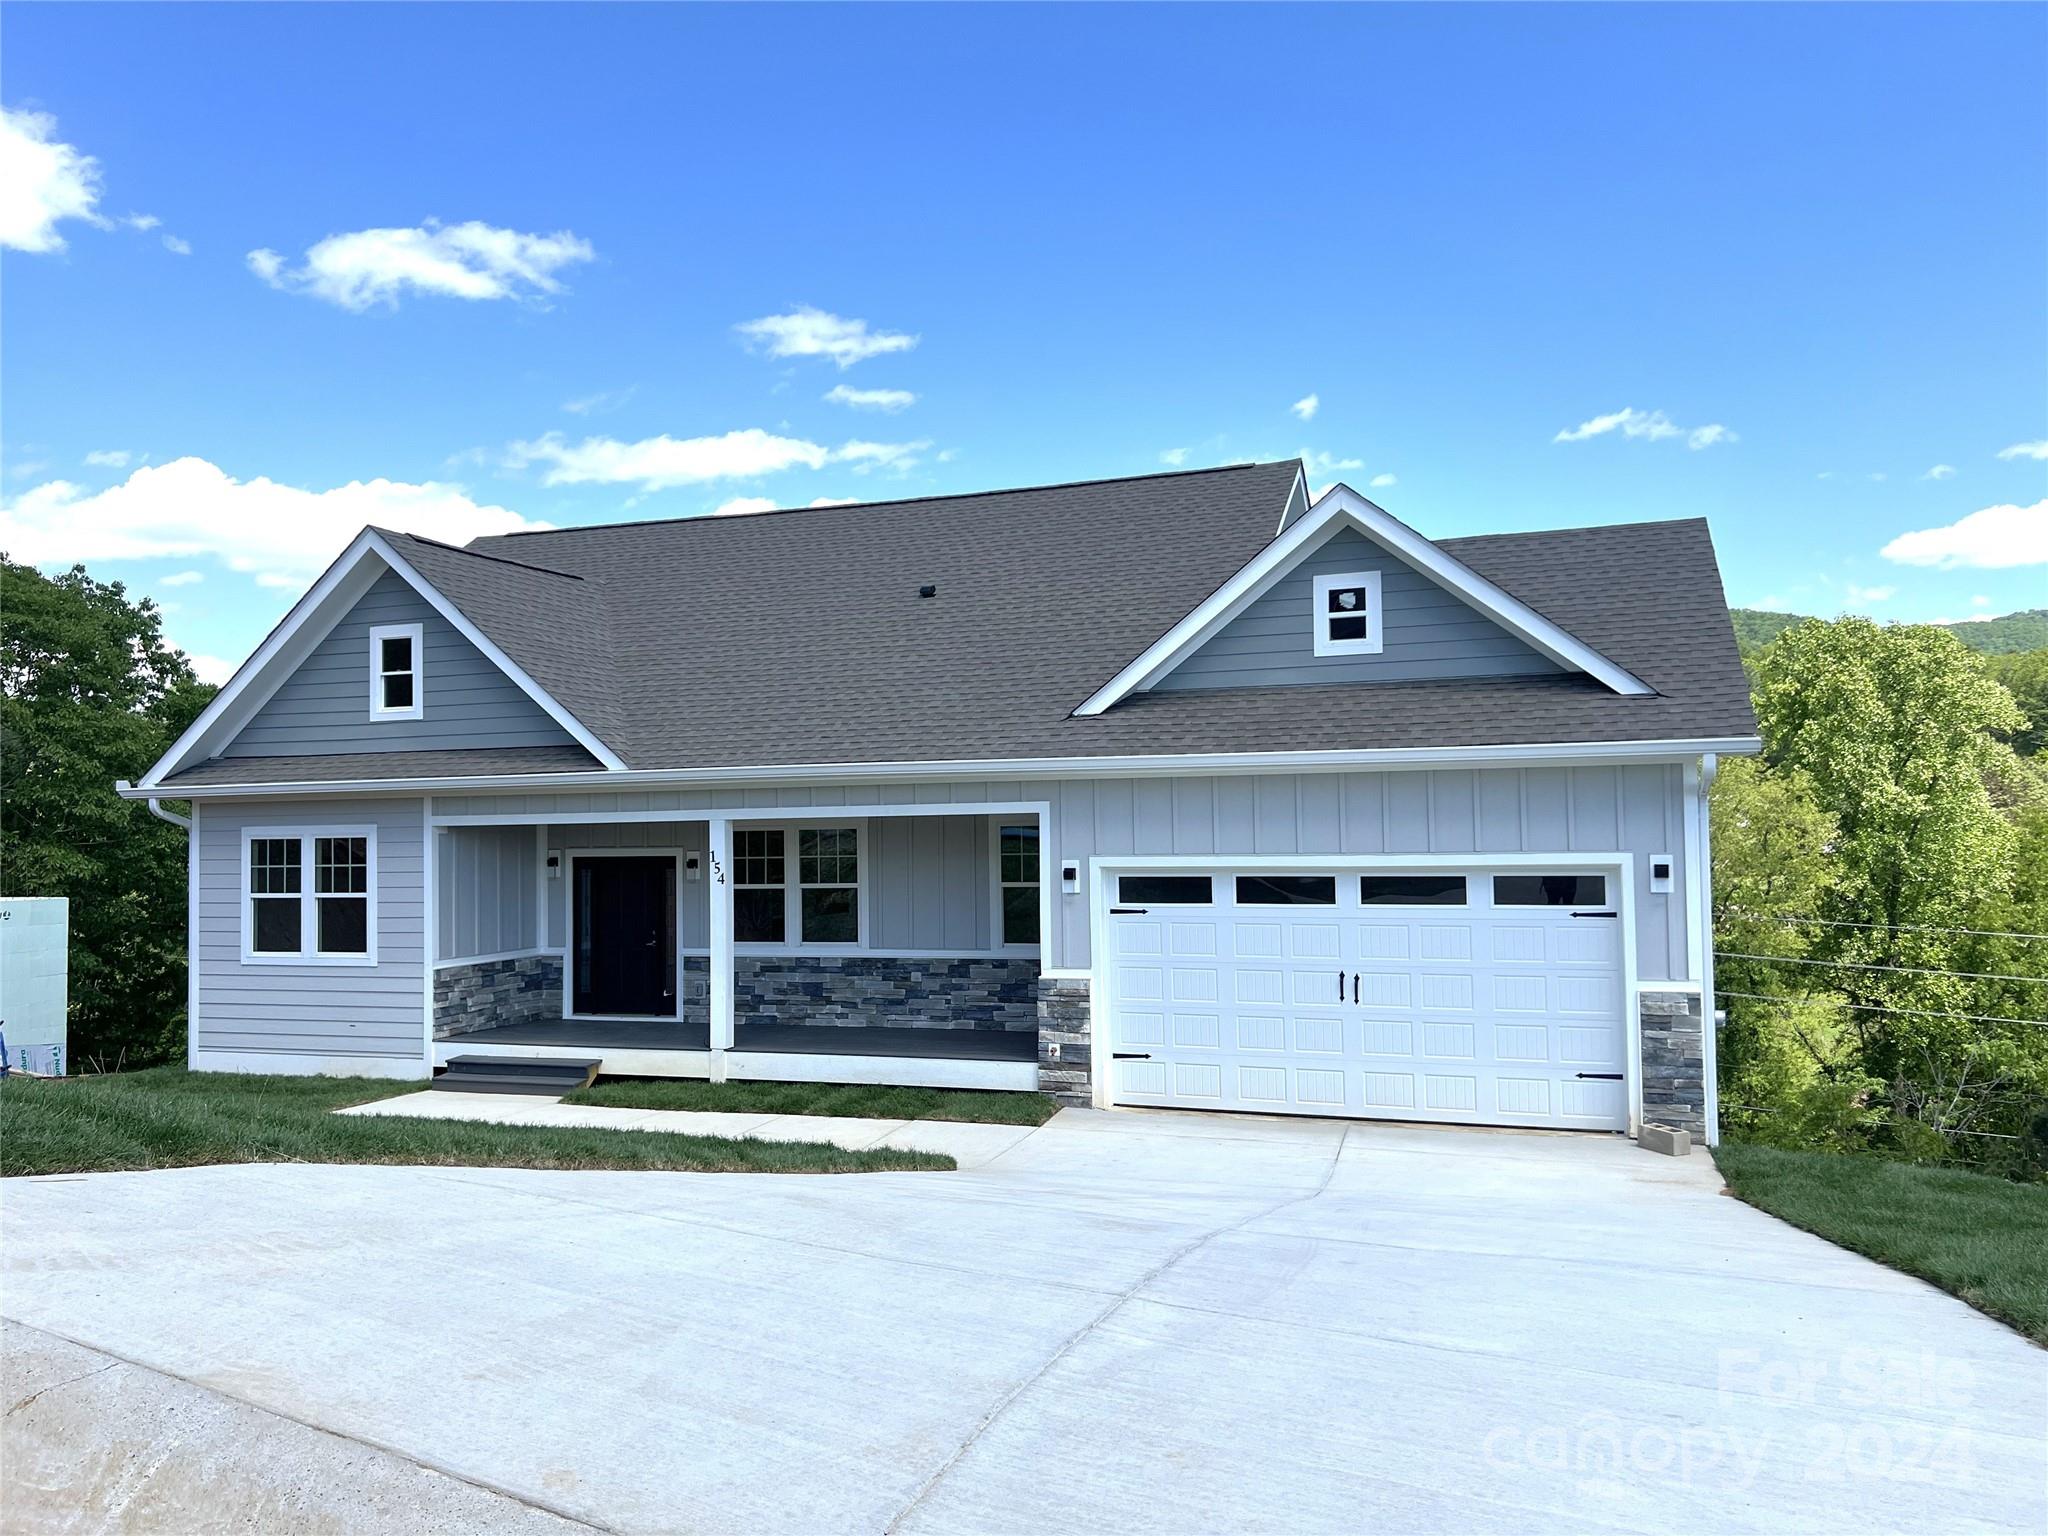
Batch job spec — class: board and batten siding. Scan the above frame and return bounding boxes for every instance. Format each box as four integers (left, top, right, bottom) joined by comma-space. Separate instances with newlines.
1151, 526, 1565, 690
223, 568, 578, 757
519, 815, 999, 954
437, 824, 539, 961
435, 764, 1693, 980
192, 797, 425, 1064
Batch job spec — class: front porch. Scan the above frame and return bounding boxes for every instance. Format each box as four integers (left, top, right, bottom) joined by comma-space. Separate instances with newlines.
429, 803, 1060, 1095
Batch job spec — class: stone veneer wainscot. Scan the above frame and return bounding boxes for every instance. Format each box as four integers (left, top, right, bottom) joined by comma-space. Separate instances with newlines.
434, 954, 564, 1039
1638, 989, 1707, 1138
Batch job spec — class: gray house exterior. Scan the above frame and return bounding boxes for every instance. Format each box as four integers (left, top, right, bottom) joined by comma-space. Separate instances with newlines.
126, 462, 1757, 1143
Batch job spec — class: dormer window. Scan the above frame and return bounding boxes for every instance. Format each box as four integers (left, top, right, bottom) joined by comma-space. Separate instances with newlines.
368, 622, 424, 720
1312, 570, 1384, 656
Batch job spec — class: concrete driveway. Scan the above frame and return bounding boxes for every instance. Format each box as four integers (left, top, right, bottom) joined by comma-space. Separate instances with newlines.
4, 1109, 2040, 1535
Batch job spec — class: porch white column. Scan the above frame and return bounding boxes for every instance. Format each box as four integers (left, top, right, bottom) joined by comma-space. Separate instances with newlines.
706, 814, 734, 1073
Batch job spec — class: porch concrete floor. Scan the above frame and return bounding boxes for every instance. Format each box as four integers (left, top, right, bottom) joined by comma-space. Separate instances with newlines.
4, 1111, 2041, 1535
447, 1016, 1038, 1061
335, 1090, 1040, 1167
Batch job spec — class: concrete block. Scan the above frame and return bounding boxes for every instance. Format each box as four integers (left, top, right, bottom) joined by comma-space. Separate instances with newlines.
1638, 1122, 1691, 1157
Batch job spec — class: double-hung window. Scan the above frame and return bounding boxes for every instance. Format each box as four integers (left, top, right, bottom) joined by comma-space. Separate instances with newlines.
245, 828, 376, 963
995, 823, 1040, 947
368, 622, 424, 720
731, 825, 862, 946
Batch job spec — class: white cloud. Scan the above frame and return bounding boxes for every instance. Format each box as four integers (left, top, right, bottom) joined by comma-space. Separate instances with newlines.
506, 429, 829, 491
808, 497, 857, 508
1756, 594, 1786, 610
823, 385, 915, 413
0, 456, 548, 587
1159, 448, 1189, 467
159, 569, 204, 586
1868, 472, 1888, 483
562, 387, 635, 417
711, 496, 778, 517
83, 448, 133, 468
120, 213, 159, 231
1553, 407, 1736, 450
248, 219, 595, 311
834, 438, 932, 475
1996, 440, 2048, 461
1304, 450, 1363, 473
0, 106, 106, 253
1845, 582, 1896, 604
162, 234, 191, 256
1923, 464, 1956, 481
1879, 499, 2048, 570
1369, 473, 1397, 489
1290, 393, 1319, 422
182, 652, 235, 686
736, 306, 917, 369
1971, 594, 1991, 608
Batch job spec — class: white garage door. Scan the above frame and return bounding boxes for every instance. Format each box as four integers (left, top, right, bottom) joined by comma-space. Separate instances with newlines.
1102, 867, 1629, 1130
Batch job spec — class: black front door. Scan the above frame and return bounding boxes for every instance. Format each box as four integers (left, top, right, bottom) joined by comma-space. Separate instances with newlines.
574, 857, 676, 1016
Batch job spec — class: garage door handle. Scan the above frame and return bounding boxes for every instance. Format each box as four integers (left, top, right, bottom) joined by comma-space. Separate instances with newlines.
1575, 1072, 1624, 1080
1570, 911, 1617, 918
1111, 907, 1148, 915
1113, 1052, 1152, 1060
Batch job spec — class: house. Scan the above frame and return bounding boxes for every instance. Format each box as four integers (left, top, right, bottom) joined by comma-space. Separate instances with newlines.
121, 462, 1758, 1142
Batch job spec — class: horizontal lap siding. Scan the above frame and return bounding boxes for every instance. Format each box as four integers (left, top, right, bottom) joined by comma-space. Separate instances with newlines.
194, 797, 425, 1059
440, 765, 1691, 980
1152, 526, 1565, 689
224, 570, 577, 757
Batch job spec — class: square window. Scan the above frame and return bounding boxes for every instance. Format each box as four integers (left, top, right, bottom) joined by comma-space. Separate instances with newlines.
381, 673, 414, 710
1312, 571, 1383, 656
735, 829, 785, 888
801, 887, 858, 943
249, 838, 300, 895
1328, 615, 1370, 641
734, 887, 785, 943
799, 827, 857, 885
380, 635, 412, 672
1326, 585, 1371, 615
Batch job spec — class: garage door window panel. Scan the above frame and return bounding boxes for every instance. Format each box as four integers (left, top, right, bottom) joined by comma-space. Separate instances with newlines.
1119, 876, 1214, 905
1494, 874, 1608, 906
1234, 875, 1337, 906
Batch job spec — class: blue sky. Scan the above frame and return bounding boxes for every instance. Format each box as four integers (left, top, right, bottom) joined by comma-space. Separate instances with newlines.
4, 3, 2044, 680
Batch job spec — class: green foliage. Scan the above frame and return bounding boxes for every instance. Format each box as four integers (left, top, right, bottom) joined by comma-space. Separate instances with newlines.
1717, 617, 2048, 1169
568, 1076, 1059, 1124
1984, 650, 2048, 757
0, 560, 215, 1069
1731, 607, 2048, 659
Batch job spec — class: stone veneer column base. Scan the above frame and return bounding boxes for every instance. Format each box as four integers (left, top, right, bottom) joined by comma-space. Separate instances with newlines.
1037, 978, 1092, 1106
1639, 989, 1708, 1139
433, 954, 565, 1040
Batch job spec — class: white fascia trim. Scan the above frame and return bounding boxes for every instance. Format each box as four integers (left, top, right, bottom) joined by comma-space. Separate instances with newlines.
137, 528, 626, 789
124, 736, 1763, 800
365, 532, 627, 771
1073, 484, 1655, 715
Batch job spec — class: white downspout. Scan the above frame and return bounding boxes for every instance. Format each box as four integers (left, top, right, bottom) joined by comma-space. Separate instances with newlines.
1697, 753, 1721, 1147
146, 797, 192, 830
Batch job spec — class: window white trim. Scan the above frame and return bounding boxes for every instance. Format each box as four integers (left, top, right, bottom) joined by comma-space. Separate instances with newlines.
1311, 570, 1383, 657
1073, 484, 1655, 714
240, 825, 379, 966
728, 820, 868, 951
990, 818, 1043, 952
368, 621, 425, 720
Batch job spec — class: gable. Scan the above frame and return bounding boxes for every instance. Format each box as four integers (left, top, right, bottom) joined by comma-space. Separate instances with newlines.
221, 568, 580, 759
1150, 526, 1566, 692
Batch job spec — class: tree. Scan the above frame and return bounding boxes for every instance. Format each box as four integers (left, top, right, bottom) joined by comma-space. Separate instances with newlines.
0, 559, 215, 1067
1984, 649, 2048, 758
1745, 619, 2042, 1145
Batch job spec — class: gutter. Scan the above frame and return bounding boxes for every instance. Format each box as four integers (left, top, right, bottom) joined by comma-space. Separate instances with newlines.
145, 797, 193, 830
117, 735, 1765, 801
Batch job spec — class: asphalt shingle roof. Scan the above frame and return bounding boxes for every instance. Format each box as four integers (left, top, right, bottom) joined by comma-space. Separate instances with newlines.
190, 461, 1755, 784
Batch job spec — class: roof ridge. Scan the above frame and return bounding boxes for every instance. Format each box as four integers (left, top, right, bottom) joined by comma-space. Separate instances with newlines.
1441, 516, 1707, 546
378, 527, 587, 579
482, 459, 1300, 541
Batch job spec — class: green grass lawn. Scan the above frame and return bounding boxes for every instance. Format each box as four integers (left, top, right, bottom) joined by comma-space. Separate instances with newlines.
1714, 1142, 2048, 1345
567, 1076, 1059, 1125
0, 1067, 952, 1178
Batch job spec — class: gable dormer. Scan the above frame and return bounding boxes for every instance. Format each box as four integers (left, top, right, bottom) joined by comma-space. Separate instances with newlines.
1074, 483, 1651, 714
221, 567, 579, 757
